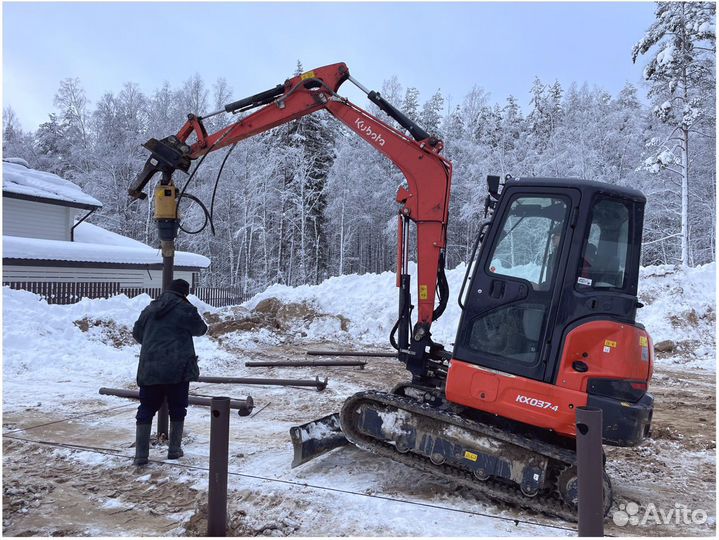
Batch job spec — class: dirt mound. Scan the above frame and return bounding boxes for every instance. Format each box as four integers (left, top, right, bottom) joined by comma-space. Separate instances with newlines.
654, 339, 703, 359
73, 317, 135, 348
185, 491, 301, 537
207, 297, 349, 338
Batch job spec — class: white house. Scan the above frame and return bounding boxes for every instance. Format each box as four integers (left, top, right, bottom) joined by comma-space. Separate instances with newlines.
2, 158, 210, 289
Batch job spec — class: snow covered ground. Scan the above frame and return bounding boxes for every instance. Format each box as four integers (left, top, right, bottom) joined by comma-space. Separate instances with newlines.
2, 263, 716, 536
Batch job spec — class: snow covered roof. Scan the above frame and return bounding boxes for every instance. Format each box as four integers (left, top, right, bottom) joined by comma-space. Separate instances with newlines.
2, 159, 102, 209
3, 222, 210, 268
73, 221, 152, 249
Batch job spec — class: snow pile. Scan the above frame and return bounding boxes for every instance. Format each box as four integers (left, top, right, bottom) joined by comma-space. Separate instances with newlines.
637, 262, 716, 367
245, 262, 716, 369
244, 262, 469, 346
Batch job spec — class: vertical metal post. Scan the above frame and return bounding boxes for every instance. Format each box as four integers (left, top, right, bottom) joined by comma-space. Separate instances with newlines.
208, 396, 230, 537
156, 399, 169, 440
156, 171, 176, 440
154, 253, 173, 439
576, 406, 604, 537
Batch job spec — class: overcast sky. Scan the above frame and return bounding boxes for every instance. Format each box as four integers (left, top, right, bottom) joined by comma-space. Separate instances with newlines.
4, 1, 656, 131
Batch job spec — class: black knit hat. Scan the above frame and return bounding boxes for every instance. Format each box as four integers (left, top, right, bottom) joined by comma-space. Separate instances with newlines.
169, 279, 190, 297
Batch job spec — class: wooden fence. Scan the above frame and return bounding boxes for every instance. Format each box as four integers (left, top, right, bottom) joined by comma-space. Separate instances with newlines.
192, 287, 251, 307
2, 281, 251, 308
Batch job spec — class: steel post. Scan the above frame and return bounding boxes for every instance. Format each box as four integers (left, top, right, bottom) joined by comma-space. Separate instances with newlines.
157, 169, 177, 440
156, 398, 169, 439
207, 397, 230, 537
157, 251, 174, 438
245, 360, 366, 369
576, 406, 604, 537
98, 387, 254, 416
197, 375, 328, 391
306, 350, 398, 358
162, 253, 174, 290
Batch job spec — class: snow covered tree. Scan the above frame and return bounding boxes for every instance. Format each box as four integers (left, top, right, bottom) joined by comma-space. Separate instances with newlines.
632, 1, 716, 266
402, 87, 421, 123
420, 90, 445, 137
179, 74, 209, 114
2, 107, 35, 164
34, 113, 71, 175
54, 77, 89, 148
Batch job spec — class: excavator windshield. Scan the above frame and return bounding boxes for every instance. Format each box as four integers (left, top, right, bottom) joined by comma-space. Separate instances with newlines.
488, 196, 570, 290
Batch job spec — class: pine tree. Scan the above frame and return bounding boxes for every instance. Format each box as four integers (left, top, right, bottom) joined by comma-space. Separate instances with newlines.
34, 114, 71, 175
632, 1, 716, 266
402, 87, 421, 123
420, 90, 445, 136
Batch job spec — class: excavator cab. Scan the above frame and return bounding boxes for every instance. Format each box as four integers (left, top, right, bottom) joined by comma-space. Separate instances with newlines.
448, 177, 653, 447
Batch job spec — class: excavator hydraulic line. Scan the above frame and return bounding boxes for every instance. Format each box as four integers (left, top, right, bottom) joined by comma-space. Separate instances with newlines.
223, 83, 287, 114
347, 74, 432, 144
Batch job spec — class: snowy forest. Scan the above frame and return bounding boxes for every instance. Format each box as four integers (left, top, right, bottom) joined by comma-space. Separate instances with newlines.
3, 2, 715, 294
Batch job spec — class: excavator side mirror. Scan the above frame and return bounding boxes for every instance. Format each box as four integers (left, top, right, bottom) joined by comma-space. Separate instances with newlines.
483, 175, 501, 218
486, 175, 500, 198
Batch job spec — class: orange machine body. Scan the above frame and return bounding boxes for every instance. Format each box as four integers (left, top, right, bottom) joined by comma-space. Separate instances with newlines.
445, 321, 653, 439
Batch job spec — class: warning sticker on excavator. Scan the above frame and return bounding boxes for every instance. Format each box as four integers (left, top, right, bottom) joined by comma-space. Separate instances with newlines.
419, 285, 428, 300
301, 71, 316, 80
640, 336, 648, 347
464, 451, 478, 462
604, 340, 617, 348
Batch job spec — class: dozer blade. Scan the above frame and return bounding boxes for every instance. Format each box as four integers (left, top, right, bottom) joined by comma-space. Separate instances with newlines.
289, 413, 349, 468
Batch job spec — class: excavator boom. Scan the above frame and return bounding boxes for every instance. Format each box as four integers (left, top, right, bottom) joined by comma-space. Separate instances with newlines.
130, 62, 452, 381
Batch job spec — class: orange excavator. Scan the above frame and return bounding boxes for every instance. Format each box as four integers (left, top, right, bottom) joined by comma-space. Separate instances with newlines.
129, 63, 654, 519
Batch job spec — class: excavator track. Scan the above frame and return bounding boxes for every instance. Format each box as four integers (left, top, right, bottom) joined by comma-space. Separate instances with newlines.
339, 390, 612, 522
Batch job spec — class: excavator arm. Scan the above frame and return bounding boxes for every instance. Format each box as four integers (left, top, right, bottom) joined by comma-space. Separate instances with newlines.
130, 62, 453, 383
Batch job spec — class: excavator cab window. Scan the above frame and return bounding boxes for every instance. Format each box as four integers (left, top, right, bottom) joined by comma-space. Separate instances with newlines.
488, 196, 569, 291
577, 197, 631, 290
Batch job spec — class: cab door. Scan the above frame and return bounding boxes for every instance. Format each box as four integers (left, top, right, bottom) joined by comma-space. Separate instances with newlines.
453, 187, 581, 381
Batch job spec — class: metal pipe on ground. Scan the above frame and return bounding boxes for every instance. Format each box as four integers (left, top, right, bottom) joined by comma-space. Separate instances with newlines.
207, 397, 230, 537
306, 350, 398, 358
197, 375, 328, 391
245, 360, 366, 369
576, 406, 604, 537
98, 387, 254, 416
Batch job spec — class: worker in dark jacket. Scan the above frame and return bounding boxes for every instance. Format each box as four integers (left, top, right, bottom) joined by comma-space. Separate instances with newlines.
131, 278, 208, 466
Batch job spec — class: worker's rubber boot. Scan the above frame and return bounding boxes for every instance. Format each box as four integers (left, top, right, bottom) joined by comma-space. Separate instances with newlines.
133, 423, 152, 466
167, 420, 184, 459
